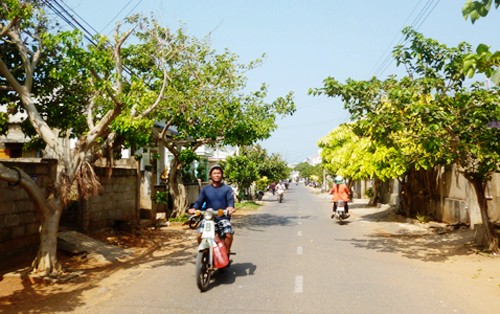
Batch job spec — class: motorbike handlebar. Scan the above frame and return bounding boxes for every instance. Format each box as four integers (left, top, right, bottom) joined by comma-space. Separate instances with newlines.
200, 208, 229, 217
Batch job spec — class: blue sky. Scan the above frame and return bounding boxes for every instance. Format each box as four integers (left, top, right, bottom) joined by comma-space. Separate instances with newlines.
62, 0, 499, 163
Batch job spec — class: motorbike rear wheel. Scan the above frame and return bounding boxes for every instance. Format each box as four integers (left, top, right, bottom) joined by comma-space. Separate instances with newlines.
196, 249, 211, 292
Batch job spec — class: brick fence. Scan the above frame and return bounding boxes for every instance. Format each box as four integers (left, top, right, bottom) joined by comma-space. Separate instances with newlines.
0, 158, 138, 263
79, 167, 138, 231
0, 159, 56, 261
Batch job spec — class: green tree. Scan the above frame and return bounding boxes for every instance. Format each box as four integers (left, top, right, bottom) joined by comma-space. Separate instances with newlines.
462, 0, 500, 85
146, 34, 295, 217
240, 144, 290, 182
318, 123, 407, 205
223, 155, 259, 201
462, 0, 500, 23
312, 27, 499, 252
0, 2, 174, 275
394, 29, 499, 252
294, 162, 323, 183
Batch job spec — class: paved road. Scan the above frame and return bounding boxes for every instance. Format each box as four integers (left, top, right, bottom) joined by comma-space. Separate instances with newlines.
70, 184, 495, 313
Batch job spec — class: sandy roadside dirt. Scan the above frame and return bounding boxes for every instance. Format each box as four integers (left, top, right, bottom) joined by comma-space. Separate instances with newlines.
0, 200, 498, 312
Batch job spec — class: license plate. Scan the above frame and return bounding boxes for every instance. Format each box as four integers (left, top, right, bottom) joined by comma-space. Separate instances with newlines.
202, 221, 215, 239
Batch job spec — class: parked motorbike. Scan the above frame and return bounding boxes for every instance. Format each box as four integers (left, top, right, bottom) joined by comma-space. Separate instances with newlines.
186, 210, 203, 229
333, 200, 348, 222
184, 202, 206, 230
195, 208, 231, 292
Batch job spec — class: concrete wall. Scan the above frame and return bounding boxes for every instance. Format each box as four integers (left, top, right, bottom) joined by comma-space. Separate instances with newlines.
438, 166, 499, 226
375, 166, 499, 226
140, 169, 153, 210
186, 182, 205, 205
79, 167, 138, 231
0, 159, 57, 260
0, 159, 139, 262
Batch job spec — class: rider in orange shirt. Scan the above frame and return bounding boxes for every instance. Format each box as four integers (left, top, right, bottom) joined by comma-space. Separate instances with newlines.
329, 175, 351, 218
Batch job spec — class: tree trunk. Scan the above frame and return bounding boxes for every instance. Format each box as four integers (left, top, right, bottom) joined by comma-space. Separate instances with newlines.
168, 158, 188, 217
0, 164, 64, 276
423, 167, 440, 217
400, 171, 414, 216
32, 199, 64, 276
470, 179, 499, 253
368, 178, 380, 206
412, 167, 440, 217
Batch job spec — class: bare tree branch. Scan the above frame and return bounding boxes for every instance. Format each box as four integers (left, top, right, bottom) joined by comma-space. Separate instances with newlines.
0, 57, 25, 95
86, 93, 97, 130
0, 85, 15, 91
113, 25, 136, 94
137, 67, 170, 118
84, 105, 122, 149
0, 15, 21, 37
7, 28, 36, 90
89, 68, 123, 107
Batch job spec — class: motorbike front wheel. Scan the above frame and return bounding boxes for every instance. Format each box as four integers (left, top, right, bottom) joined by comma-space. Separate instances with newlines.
196, 249, 211, 292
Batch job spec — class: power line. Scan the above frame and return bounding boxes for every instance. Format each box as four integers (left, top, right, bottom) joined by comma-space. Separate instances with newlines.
100, 0, 135, 34
42, 0, 96, 45
101, 0, 144, 35
44, 0, 100, 46
373, 0, 435, 78
46, 0, 143, 78
370, 0, 425, 78
412, 0, 441, 31
57, 0, 101, 39
371, 0, 441, 79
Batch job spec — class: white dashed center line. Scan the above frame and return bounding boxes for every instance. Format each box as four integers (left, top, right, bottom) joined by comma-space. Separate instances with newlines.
297, 246, 303, 255
295, 275, 304, 293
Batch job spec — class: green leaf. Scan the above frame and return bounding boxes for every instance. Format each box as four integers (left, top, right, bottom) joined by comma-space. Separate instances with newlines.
476, 43, 490, 54
491, 68, 500, 85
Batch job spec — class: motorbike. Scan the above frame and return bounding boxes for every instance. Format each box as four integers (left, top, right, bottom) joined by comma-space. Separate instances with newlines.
333, 200, 348, 222
195, 208, 231, 292
277, 188, 284, 203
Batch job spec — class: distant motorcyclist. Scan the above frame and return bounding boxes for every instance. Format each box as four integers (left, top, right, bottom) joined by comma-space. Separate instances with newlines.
269, 182, 276, 195
276, 180, 286, 202
276, 181, 286, 193
329, 175, 351, 219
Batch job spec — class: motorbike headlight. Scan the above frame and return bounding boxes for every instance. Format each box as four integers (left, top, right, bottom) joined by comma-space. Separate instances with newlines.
204, 211, 213, 220
217, 209, 224, 216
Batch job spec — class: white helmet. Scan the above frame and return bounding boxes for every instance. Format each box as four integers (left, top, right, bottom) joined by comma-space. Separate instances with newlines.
334, 175, 344, 184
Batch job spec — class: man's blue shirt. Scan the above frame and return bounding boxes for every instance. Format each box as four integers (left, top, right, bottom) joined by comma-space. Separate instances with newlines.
193, 183, 235, 213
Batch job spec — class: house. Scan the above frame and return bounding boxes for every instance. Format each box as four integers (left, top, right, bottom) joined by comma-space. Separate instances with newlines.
0, 111, 39, 158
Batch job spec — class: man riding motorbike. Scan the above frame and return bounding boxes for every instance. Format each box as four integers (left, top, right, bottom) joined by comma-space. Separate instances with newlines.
188, 165, 236, 257
276, 180, 286, 202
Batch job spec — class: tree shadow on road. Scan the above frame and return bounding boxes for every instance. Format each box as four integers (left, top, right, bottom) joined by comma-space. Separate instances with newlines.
346, 228, 478, 262
0, 228, 198, 313
346, 203, 482, 262
0, 275, 101, 313
232, 213, 308, 231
